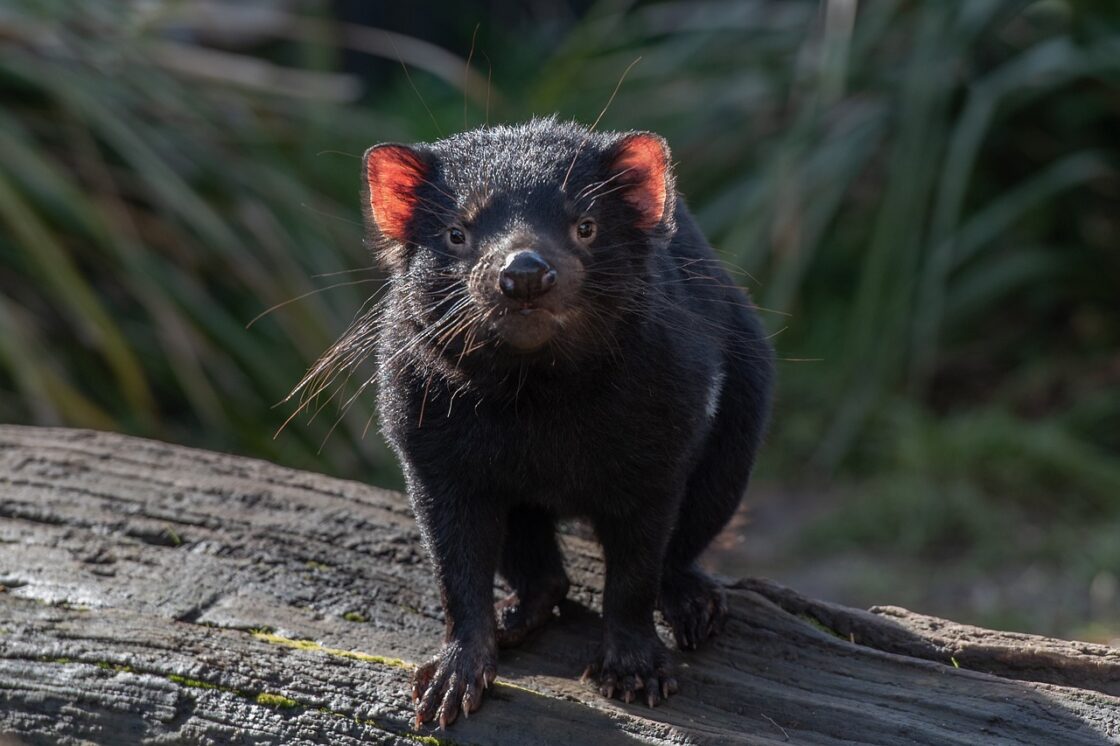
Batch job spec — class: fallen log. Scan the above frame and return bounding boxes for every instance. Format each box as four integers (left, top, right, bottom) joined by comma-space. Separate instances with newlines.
0, 425, 1117, 745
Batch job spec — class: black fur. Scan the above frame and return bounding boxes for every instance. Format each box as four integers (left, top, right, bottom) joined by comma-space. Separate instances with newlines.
353, 118, 772, 726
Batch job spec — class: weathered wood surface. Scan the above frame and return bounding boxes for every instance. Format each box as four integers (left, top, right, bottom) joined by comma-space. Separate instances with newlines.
0, 425, 1117, 745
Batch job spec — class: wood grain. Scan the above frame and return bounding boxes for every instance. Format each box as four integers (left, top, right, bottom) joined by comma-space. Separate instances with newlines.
1, 426, 1117, 745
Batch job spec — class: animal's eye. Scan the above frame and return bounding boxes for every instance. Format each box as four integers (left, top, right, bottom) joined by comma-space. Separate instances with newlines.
576, 219, 596, 241
447, 226, 467, 246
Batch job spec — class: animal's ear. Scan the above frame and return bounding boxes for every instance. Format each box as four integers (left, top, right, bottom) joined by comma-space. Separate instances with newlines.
362, 144, 431, 244
607, 133, 675, 231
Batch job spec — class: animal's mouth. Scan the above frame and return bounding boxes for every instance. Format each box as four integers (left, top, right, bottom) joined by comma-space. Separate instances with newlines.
493, 306, 561, 351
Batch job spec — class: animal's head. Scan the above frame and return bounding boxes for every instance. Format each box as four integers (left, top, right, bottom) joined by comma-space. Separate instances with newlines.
362, 119, 677, 367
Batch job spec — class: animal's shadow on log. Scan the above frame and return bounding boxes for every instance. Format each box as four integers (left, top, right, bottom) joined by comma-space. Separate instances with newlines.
492, 587, 1119, 745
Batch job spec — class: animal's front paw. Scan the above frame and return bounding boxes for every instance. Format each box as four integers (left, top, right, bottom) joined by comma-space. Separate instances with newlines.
412, 639, 497, 729
582, 632, 678, 707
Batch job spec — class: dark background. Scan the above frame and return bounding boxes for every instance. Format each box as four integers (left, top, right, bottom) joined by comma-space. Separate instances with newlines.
1, 0, 1118, 644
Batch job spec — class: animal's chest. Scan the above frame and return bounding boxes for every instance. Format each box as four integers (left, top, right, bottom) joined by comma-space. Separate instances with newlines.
444, 380, 701, 512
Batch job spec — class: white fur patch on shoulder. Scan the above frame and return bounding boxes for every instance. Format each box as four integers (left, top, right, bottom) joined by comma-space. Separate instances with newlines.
705, 367, 726, 421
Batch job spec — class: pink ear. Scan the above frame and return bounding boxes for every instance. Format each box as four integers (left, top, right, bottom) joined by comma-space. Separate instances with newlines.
609, 134, 671, 230
364, 145, 428, 241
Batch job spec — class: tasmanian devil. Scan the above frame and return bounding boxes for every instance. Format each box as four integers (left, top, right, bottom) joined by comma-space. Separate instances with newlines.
348, 118, 772, 727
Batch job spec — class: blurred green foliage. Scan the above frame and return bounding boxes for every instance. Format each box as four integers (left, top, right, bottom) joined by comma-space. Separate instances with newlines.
0, 0, 410, 476
1, 0, 1119, 599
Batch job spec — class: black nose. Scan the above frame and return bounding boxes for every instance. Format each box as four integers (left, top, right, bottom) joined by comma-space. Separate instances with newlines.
498, 251, 557, 301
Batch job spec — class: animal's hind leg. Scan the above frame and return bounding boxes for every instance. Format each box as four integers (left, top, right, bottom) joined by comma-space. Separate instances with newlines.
495, 505, 570, 648
659, 351, 770, 650
658, 460, 745, 650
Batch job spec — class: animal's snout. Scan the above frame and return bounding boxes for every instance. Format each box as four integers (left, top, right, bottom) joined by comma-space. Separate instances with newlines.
498, 250, 556, 301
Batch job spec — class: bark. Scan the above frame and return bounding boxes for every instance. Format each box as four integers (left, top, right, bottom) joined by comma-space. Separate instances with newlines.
0, 426, 1117, 745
